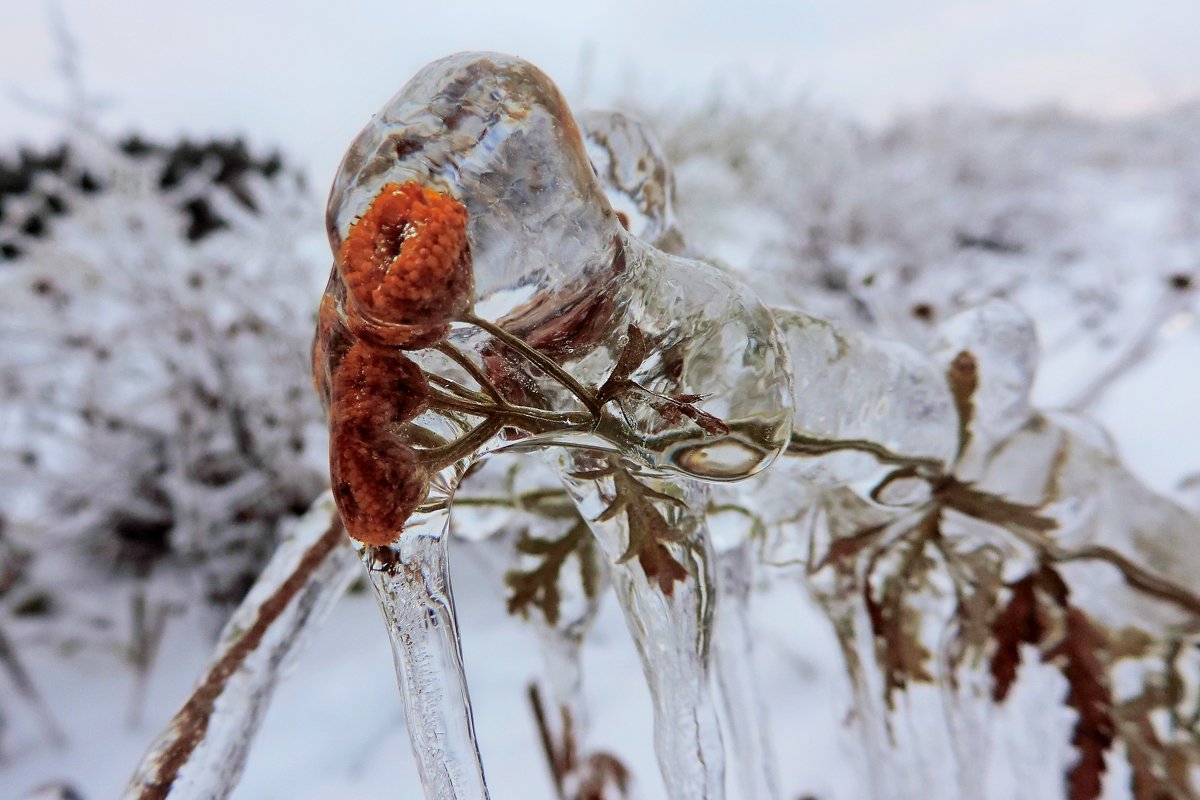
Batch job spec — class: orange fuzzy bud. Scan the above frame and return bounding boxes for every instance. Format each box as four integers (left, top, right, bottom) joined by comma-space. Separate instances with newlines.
326, 339, 433, 545
330, 424, 429, 546
337, 182, 474, 342
330, 339, 430, 431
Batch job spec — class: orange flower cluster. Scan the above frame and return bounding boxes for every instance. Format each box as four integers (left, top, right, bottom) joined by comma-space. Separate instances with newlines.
316, 181, 475, 546
338, 181, 474, 345
327, 341, 431, 546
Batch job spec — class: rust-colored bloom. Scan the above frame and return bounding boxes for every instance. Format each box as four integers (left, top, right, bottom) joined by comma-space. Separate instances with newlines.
330, 339, 430, 431
330, 426, 429, 547
337, 181, 474, 346
316, 180, 478, 544
327, 339, 433, 546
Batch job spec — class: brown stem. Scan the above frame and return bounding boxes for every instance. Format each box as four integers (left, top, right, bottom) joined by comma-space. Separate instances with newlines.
424, 417, 508, 471
788, 431, 945, 474
426, 371, 493, 404
437, 340, 507, 405
460, 312, 604, 417
427, 387, 590, 427
528, 683, 568, 800
138, 517, 344, 799
1001, 525, 1200, 618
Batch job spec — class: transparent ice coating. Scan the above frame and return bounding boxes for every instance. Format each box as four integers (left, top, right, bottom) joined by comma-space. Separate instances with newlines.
580, 109, 686, 254
930, 300, 1039, 478
361, 461, 491, 800
318, 51, 794, 800
324, 52, 792, 483
555, 451, 727, 800
124, 495, 358, 800
328, 52, 617, 304
607, 239, 794, 479
976, 410, 1200, 633
773, 307, 958, 483
712, 542, 781, 800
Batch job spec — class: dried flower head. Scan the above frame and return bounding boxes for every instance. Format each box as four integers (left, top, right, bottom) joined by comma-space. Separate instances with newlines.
337, 181, 474, 344
330, 426, 429, 547
327, 340, 433, 545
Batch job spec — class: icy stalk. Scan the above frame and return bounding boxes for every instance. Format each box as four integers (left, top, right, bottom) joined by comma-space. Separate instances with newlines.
124, 494, 359, 800
360, 490, 489, 800
712, 542, 780, 800
559, 459, 725, 800
530, 626, 587, 787
760, 299, 1200, 799
527, 608, 610, 798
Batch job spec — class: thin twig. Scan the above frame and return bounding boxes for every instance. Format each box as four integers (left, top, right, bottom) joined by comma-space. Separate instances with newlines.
461, 313, 604, 416
134, 516, 345, 799
788, 431, 945, 473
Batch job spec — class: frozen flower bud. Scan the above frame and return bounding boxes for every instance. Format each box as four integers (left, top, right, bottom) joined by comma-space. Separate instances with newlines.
337, 181, 474, 347
330, 424, 429, 546
326, 340, 433, 545
330, 339, 431, 430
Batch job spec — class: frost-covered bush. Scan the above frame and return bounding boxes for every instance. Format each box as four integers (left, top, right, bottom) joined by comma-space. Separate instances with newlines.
647, 96, 1199, 393
0, 132, 328, 668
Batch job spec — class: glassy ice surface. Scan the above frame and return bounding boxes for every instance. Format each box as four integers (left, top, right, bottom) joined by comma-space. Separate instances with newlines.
124, 495, 358, 800
930, 299, 1040, 478
712, 541, 780, 800
325, 52, 792, 483
360, 503, 490, 800
774, 307, 957, 485
580, 109, 686, 254
978, 410, 1200, 633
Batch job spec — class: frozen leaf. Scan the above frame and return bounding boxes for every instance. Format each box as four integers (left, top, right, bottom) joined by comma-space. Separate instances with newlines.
1046, 609, 1115, 800
932, 300, 1039, 476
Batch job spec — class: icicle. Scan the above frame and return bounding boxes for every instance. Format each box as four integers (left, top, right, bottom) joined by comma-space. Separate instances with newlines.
558, 457, 725, 800
528, 617, 626, 799
521, 527, 609, 797
124, 493, 358, 800
360, 465, 490, 800
712, 540, 780, 800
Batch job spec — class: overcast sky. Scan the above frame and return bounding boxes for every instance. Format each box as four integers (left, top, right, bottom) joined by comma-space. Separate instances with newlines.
4, 0, 1200, 183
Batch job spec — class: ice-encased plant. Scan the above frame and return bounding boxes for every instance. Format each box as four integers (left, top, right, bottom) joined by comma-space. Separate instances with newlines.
315, 52, 792, 800
125, 52, 1200, 800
